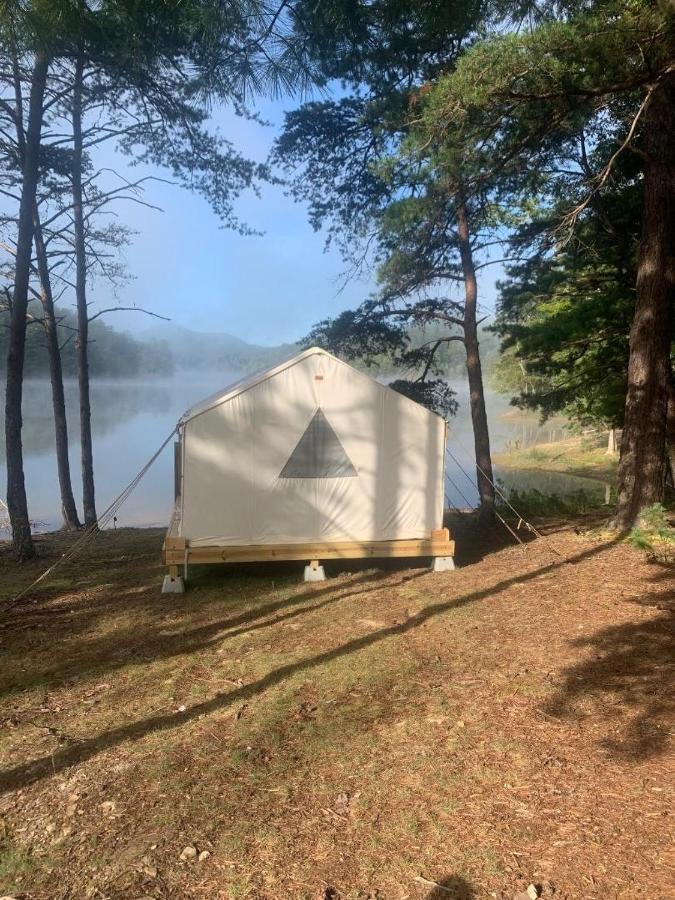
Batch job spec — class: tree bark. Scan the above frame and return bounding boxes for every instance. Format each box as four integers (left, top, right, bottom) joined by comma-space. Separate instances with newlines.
33, 202, 82, 530
666, 371, 675, 491
4, 51, 49, 560
72, 54, 97, 528
456, 199, 495, 518
613, 73, 675, 529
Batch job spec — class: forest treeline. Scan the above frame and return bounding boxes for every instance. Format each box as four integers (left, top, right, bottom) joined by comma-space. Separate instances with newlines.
4, 313, 500, 381
0, 305, 173, 378
1, 1, 673, 561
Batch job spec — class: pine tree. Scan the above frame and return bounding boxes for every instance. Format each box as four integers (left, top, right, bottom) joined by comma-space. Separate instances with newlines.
414, 0, 674, 527
276, 1, 501, 515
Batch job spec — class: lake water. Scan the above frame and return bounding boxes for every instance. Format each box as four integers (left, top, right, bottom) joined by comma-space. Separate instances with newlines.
1, 375, 602, 532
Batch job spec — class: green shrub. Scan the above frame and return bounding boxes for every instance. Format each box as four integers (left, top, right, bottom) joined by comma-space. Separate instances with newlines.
496, 486, 609, 520
629, 504, 675, 563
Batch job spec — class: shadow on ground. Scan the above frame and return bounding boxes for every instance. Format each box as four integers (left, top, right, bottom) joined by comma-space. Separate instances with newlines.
0, 566, 408, 698
0, 536, 624, 795
544, 593, 674, 761
445, 509, 538, 566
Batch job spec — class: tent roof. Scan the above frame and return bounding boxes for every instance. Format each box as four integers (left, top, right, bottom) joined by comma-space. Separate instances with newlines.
178, 345, 444, 425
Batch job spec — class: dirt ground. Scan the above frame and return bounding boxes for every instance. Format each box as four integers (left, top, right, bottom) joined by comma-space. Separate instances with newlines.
0, 517, 672, 899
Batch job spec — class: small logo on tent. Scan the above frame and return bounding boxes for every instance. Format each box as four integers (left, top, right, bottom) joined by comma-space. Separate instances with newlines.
279, 409, 357, 478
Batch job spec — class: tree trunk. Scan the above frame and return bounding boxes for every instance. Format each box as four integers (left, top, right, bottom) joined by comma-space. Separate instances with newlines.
666, 372, 675, 491
613, 74, 675, 529
72, 55, 97, 528
4, 51, 49, 560
33, 202, 82, 530
456, 199, 495, 518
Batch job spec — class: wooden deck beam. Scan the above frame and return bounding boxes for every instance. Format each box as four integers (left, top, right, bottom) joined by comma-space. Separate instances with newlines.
161, 504, 454, 567
163, 533, 454, 566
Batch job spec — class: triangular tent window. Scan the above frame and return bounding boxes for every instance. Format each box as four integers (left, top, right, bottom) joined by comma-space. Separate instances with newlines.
280, 409, 357, 478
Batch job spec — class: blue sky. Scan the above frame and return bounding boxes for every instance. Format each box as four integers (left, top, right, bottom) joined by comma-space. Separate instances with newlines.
93, 96, 500, 346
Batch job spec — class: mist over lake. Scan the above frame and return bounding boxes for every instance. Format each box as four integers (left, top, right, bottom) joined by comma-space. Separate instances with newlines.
3, 373, 581, 533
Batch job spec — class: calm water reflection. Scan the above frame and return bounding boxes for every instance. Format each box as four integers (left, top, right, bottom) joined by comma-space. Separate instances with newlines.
2, 375, 591, 531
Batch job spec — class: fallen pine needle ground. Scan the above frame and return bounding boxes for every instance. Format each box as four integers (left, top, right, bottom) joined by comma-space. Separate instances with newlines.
0, 518, 671, 899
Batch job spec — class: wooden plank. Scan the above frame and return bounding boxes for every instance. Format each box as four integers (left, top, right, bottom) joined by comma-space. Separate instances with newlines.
165, 537, 454, 566
166, 498, 181, 537
162, 498, 184, 563
170, 540, 441, 563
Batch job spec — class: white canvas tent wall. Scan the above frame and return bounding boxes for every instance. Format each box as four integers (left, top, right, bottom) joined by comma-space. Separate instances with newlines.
163, 347, 454, 584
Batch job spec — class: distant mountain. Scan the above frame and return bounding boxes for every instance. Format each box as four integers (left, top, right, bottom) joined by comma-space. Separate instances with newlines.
137, 322, 298, 372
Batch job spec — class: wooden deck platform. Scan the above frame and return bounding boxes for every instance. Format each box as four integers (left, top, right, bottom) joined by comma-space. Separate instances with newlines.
162, 499, 454, 571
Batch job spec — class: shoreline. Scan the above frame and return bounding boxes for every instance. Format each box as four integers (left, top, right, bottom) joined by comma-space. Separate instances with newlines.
492, 432, 618, 484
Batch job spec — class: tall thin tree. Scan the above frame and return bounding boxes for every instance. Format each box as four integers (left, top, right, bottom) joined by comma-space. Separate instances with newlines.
32, 201, 82, 529
5, 48, 49, 559
71, 52, 96, 527
2, 41, 82, 531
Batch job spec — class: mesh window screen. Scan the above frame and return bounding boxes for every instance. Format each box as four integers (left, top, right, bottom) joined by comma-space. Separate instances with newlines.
279, 409, 357, 478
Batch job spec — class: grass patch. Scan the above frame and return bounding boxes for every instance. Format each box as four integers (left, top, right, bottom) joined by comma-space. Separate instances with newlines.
493, 432, 618, 482
497, 485, 612, 519
0, 841, 36, 889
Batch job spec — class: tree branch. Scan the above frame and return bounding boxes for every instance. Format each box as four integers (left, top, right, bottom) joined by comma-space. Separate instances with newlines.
87, 306, 170, 324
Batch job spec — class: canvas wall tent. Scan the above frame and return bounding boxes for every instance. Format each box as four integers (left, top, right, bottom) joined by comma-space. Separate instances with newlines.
162, 347, 454, 590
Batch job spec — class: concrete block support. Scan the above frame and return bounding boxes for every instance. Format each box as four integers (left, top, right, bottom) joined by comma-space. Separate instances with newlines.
431, 556, 456, 573
162, 574, 185, 594
304, 559, 327, 582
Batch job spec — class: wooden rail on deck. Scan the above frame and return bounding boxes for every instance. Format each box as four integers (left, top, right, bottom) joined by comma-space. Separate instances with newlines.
162, 521, 453, 567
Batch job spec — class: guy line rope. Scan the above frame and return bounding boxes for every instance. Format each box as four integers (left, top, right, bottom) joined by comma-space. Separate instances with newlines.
444, 444, 563, 557
445, 460, 525, 547
3, 426, 178, 612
